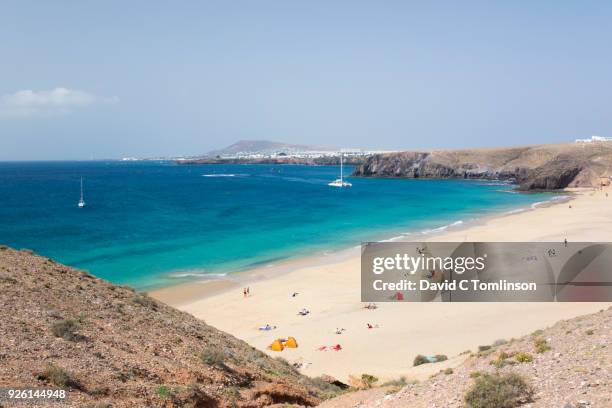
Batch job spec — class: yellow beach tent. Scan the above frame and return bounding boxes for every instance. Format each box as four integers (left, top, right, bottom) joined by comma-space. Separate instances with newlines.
270, 339, 284, 351
285, 336, 298, 348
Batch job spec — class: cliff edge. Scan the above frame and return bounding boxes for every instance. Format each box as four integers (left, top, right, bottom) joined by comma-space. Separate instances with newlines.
353, 143, 612, 190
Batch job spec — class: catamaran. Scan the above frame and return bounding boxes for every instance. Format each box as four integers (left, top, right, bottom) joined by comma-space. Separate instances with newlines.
78, 177, 86, 208
328, 153, 352, 187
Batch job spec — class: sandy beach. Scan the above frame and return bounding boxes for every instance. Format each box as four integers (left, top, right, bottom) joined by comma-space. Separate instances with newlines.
151, 188, 612, 382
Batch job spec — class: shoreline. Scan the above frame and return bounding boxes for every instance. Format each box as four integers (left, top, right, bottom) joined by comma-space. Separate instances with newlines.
150, 191, 573, 306
150, 188, 610, 381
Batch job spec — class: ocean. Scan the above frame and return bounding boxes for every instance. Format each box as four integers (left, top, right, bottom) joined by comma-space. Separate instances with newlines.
0, 161, 553, 290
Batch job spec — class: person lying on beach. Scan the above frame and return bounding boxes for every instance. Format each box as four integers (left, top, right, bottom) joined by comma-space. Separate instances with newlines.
364, 303, 378, 310
335, 328, 346, 335
291, 292, 299, 298
316, 345, 343, 351
258, 324, 277, 331
366, 323, 379, 329
297, 308, 310, 316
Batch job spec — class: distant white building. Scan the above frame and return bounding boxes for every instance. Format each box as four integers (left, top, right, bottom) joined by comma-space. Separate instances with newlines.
575, 135, 612, 143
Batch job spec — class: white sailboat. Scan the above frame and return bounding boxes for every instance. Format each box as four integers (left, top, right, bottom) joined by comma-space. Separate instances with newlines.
78, 177, 86, 208
328, 153, 352, 187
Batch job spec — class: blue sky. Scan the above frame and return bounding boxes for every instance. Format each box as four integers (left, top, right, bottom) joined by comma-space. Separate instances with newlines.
1, 1, 611, 160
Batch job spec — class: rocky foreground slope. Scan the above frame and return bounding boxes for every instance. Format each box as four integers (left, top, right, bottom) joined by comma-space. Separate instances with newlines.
320, 307, 610, 408
353, 142, 612, 190
0, 247, 332, 407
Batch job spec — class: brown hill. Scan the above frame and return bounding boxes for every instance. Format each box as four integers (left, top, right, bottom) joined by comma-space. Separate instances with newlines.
0, 247, 332, 407
353, 142, 612, 190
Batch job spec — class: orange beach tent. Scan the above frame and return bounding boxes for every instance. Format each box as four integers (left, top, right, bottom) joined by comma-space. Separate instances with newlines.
270, 339, 284, 351
285, 336, 298, 348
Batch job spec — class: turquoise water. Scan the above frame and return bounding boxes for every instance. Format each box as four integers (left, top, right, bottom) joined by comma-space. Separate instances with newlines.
0, 161, 551, 290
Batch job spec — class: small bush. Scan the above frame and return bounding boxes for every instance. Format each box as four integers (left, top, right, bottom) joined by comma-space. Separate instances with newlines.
361, 373, 378, 389
490, 352, 513, 369
514, 352, 533, 363
477, 348, 495, 358
156, 385, 171, 398
309, 377, 345, 398
478, 345, 492, 352
470, 371, 482, 378
531, 329, 543, 337
413, 354, 429, 366
443, 368, 454, 375
464, 372, 533, 408
37, 365, 81, 389
434, 354, 448, 362
200, 348, 226, 368
381, 376, 407, 388
51, 319, 80, 341
132, 294, 157, 308
0, 273, 17, 284
534, 338, 551, 353
586, 329, 594, 335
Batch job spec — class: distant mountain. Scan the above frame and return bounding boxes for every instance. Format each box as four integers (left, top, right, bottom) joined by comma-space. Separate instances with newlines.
208, 140, 334, 156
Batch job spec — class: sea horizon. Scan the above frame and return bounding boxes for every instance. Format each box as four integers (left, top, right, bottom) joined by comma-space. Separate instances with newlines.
0, 160, 555, 290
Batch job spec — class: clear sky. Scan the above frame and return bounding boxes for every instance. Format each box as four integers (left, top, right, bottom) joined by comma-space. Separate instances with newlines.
1, 1, 611, 160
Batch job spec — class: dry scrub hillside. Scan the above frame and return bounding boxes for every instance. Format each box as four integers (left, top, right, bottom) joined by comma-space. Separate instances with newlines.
0, 247, 334, 408
320, 306, 610, 408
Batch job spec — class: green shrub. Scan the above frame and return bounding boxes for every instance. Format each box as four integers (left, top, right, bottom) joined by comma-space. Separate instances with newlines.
37, 365, 81, 390
361, 373, 378, 389
478, 345, 492, 352
470, 371, 482, 378
443, 368, 454, 375
514, 352, 533, 363
434, 354, 448, 362
156, 385, 171, 398
51, 319, 80, 341
534, 338, 551, 353
464, 372, 533, 408
413, 354, 429, 366
586, 329, 594, 335
531, 329, 543, 337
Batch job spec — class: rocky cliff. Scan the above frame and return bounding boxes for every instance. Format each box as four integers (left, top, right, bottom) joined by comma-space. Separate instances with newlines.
353, 143, 612, 190
0, 247, 332, 407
